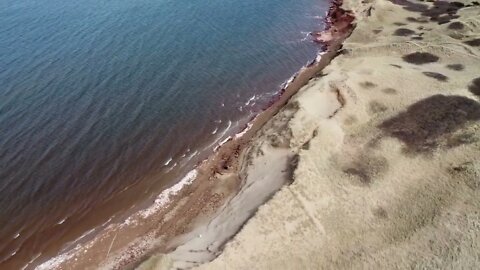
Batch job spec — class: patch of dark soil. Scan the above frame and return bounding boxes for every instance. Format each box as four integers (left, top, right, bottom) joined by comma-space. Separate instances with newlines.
450, 2, 465, 8
369, 100, 388, 114
448, 21, 464, 30
344, 115, 358, 125
468, 77, 480, 97
382, 88, 398, 95
344, 167, 371, 184
360, 81, 377, 89
389, 0, 464, 25
406, 16, 429, 23
379, 95, 480, 153
343, 155, 389, 185
286, 154, 300, 184
422, 71, 448, 82
446, 132, 477, 148
449, 162, 480, 190
394, 28, 416, 36
446, 64, 464, 71
402, 52, 439, 64
373, 207, 389, 219
464, 38, 480, 47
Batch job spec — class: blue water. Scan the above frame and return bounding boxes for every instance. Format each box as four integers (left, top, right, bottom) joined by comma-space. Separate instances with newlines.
0, 0, 328, 267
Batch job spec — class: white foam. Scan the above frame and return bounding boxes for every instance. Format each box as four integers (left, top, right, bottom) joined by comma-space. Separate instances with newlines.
282, 75, 296, 89
300, 31, 312, 42
164, 160, 180, 173
123, 217, 137, 226
225, 120, 232, 130
13, 233, 20, 239
235, 122, 253, 139
210, 119, 234, 150
187, 150, 198, 160
21, 253, 41, 270
57, 218, 67, 225
35, 252, 74, 270
287, 75, 295, 84
164, 157, 173, 166
219, 136, 232, 147
211, 127, 218, 135
101, 217, 113, 227
139, 169, 198, 219
75, 228, 96, 242
245, 95, 256, 106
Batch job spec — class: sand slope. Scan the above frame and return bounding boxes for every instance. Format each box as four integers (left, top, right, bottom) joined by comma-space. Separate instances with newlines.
195, 0, 480, 269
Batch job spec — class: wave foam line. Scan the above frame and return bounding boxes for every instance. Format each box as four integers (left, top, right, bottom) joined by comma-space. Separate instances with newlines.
139, 169, 198, 219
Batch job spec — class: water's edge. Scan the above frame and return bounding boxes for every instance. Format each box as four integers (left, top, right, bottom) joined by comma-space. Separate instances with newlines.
31, 1, 356, 269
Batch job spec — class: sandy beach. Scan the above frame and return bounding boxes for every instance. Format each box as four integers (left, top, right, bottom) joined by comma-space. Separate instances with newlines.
138, 0, 480, 269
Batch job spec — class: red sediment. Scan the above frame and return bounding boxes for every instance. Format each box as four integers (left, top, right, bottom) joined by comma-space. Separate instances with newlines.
267, 0, 355, 109
310, 0, 355, 49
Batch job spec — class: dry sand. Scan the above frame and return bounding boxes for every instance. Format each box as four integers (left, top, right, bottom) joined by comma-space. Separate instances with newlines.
176, 0, 479, 269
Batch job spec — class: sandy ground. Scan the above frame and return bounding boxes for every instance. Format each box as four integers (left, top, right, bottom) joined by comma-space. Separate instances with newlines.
137, 0, 480, 269
185, 0, 480, 269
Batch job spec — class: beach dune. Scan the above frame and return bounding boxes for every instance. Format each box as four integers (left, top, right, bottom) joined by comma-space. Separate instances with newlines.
188, 0, 480, 269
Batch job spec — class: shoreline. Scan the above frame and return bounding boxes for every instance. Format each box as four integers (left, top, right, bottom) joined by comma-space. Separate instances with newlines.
32, 1, 355, 269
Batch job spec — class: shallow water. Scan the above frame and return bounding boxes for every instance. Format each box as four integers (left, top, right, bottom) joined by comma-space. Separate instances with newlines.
0, 0, 328, 267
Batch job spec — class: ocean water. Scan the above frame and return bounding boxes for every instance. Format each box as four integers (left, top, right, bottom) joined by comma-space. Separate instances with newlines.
0, 0, 328, 267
